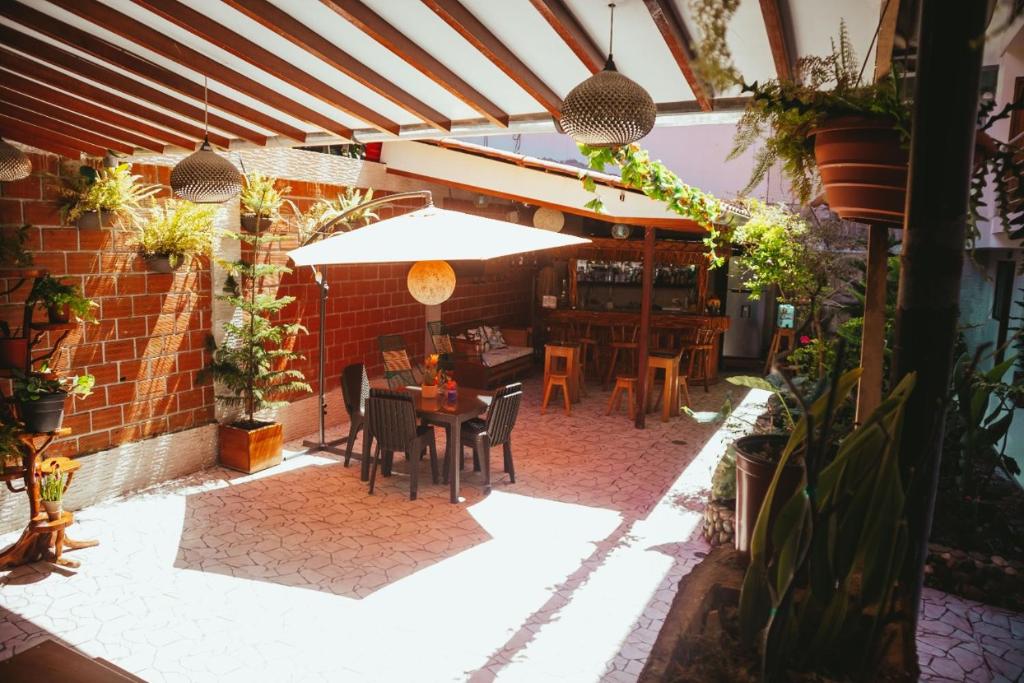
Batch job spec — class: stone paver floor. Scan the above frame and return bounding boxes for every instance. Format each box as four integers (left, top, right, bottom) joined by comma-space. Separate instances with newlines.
0, 377, 1021, 681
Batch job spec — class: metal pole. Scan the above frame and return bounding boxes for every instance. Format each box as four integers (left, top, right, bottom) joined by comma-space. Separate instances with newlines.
317, 268, 328, 448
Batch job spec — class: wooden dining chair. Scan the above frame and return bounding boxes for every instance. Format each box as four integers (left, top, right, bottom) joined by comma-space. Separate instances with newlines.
455, 382, 523, 492
378, 334, 420, 389
685, 327, 717, 392
366, 389, 438, 501
340, 363, 370, 467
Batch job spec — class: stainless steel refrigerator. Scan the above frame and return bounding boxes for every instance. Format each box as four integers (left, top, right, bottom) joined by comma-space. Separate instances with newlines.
722, 257, 772, 360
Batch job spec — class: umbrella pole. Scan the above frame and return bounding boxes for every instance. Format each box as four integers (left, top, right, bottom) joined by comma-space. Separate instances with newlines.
302, 266, 345, 457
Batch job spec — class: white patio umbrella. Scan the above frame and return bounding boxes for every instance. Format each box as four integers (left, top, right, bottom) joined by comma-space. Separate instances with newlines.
287, 204, 589, 266
285, 195, 590, 454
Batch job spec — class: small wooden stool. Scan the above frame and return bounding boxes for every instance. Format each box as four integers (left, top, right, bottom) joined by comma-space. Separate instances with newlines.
544, 344, 581, 401
764, 327, 797, 374
606, 376, 637, 419
604, 323, 639, 389
542, 374, 572, 415
646, 353, 689, 422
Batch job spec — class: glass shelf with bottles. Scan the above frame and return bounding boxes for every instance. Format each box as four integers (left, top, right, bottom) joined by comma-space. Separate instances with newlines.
576, 260, 698, 288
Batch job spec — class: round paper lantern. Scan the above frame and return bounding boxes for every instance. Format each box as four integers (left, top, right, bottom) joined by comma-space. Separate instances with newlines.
407, 260, 456, 305
532, 207, 565, 232
0, 138, 32, 182
170, 139, 242, 203
611, 223, 632, 240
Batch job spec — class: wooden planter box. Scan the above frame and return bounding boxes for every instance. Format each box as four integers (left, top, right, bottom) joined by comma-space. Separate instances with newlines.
218, 421, 283, 474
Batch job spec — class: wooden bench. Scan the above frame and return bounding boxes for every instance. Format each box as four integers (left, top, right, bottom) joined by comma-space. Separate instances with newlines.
450, 321, 534, 389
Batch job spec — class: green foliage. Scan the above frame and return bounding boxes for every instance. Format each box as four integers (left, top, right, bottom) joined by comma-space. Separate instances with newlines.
689, 0, 742, 94
289, 187, 378, 245
711, 444, 737, 501
13, 368, 95, 402
0, 419, 24, 469
240, 171, 290, 219
40, 467, 67, 503
972, 98, 1024, 243
136, 200, 217, 265
727, 375, 796, 432
729, 22, 909, 203
53, 163, 158, 224
27, 275, 98, 323
205, 192, 310, 423
731, 201, 813, 301
0, 225, 33, 268
579, 144, 730, 267
739, 365, 915, 679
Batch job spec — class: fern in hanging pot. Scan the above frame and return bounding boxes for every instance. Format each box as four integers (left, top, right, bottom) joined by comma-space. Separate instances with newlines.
239, 171, 290, 233
136, 199, 217, 273
53, 162, 159, 229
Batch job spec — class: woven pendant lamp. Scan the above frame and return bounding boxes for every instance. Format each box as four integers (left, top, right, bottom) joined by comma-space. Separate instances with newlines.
170, 77, 241, 203
559, 3, 655, 147
0, 138, 32, 182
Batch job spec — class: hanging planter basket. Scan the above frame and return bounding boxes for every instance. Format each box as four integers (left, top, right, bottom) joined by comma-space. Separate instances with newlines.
811, 116, 909, 226
145, 254, 181, 274
76, 210, 116, 230
240, 214, 272, 233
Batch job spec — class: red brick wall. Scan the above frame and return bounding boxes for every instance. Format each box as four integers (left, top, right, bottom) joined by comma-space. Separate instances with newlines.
0, 154, 214, 457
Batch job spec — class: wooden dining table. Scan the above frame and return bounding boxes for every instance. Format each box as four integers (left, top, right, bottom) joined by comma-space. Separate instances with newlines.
360, 386, 492, 504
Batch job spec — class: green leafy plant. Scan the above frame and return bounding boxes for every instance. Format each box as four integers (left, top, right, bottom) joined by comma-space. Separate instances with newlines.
54, 163, 158, 224
0, 419, 24, 470
136, 200, 217, 267
579, 144, 731, 266
40, 466, 67, 503
13, 368, 95, 402
738, 358, 916, 679
0, 224, 34, 268
27, 275, 97, 323
289, 187, 378, 244
972, 97, 1024, 242
240, 171, 290, 219
689, 0, 742, 95
205, 187, 310, 425
731, 201, 813, 301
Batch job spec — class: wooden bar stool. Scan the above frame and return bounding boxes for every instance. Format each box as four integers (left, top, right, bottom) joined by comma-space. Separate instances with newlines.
764, 327, 797, 374
606, 376, 636, 419
544, 343, 581, 401
684, 328, 716, 392
575, 318, 600, 389
603, 323, 639, 389
542, 374, 572, 415
646, 352, 690, 422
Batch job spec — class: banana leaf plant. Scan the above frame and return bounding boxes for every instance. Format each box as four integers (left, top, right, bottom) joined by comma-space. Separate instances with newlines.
738, 361, 917, 680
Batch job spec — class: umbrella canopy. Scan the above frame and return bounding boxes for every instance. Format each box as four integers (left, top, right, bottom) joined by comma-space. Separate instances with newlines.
287, 206, 589, 266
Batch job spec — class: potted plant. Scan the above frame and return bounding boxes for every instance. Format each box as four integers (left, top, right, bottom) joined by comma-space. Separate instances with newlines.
240, 171, 290, 233
27, 275, 98, 325
136, 199, 217, 273
421, 354, 443, 399
39, 463, 67, 521
204, 189, 310, 473
13, 366, 95, 434
54, 162, 159, 229
0, 419, 24, 477
0, 224, 34, 269
0, 322, 28, 371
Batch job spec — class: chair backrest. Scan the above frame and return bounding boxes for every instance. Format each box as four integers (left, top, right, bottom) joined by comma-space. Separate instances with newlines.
378, 334, 417, 388
486, 382, 523, 446
341, 363, 369, 418
426, 321, 454, 354
694, 327, 717, 346
611, 323, 639, 344
366, 388, 419, 452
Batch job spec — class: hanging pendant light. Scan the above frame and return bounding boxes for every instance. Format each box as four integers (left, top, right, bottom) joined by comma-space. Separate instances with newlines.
0, 138, 32, 182
170, 77, 242, 203
407, 260, 457, 305
559, 3, 656, 147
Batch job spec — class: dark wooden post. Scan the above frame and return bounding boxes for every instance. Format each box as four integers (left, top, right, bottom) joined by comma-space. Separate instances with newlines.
892, 0, 987, 657
635, 226, 655, 428
855, 224, 888, 422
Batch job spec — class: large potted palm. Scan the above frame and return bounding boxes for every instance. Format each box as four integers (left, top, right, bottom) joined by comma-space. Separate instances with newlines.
204, 186, 310, 473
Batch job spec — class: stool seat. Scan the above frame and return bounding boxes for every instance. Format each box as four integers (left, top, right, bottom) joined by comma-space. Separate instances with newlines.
646, 353, 689, 422
606, 375, 637, 419
542, 374, 572, 415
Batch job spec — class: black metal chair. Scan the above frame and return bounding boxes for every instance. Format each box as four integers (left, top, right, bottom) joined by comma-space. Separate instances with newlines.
450, 382, 523, 493
340, 363, 370, 467
378, 334, 420, 389
366, 388, 438, 501
426, 320, 459, 371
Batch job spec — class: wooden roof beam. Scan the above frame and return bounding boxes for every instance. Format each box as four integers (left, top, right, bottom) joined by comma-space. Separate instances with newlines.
223, 0, 450, 132
133, 0, 399, 136
0, 129, 83, 159
321, 0, 509, 127
421, 0, 562, 116
642, 0, 712, 111
1, 0, 306, 144
47, 0, 351, 141
529, 0, 605, 74
758, 0, 796, 81
0, 49, 218, 148
0, 115, 106, 157
0, 28, 239, 148
0, 101, 137, 155
0, 87, 165, 153
0, 72, 195, 151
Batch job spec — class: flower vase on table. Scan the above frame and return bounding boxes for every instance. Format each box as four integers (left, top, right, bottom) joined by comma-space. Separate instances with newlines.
421, 354, 442, 399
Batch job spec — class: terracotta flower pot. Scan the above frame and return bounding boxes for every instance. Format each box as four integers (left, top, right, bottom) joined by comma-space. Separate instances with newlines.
76, 210, 115, 230
240, 214, 273, 233
733, 433, 803, 554
42, 499, 63, 522
421, 383, 439, 399
811, 115, 908, 226
0, 337, 28, 370
218, 421, 283, 474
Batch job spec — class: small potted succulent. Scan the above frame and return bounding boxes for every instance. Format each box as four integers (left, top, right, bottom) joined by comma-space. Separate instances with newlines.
27, 275, 98, 325
54, 162, 159, 229
39, 463, 67, 521
240, 171, 290, 233
13, 366, 95, 434
136, 199, 217, 273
